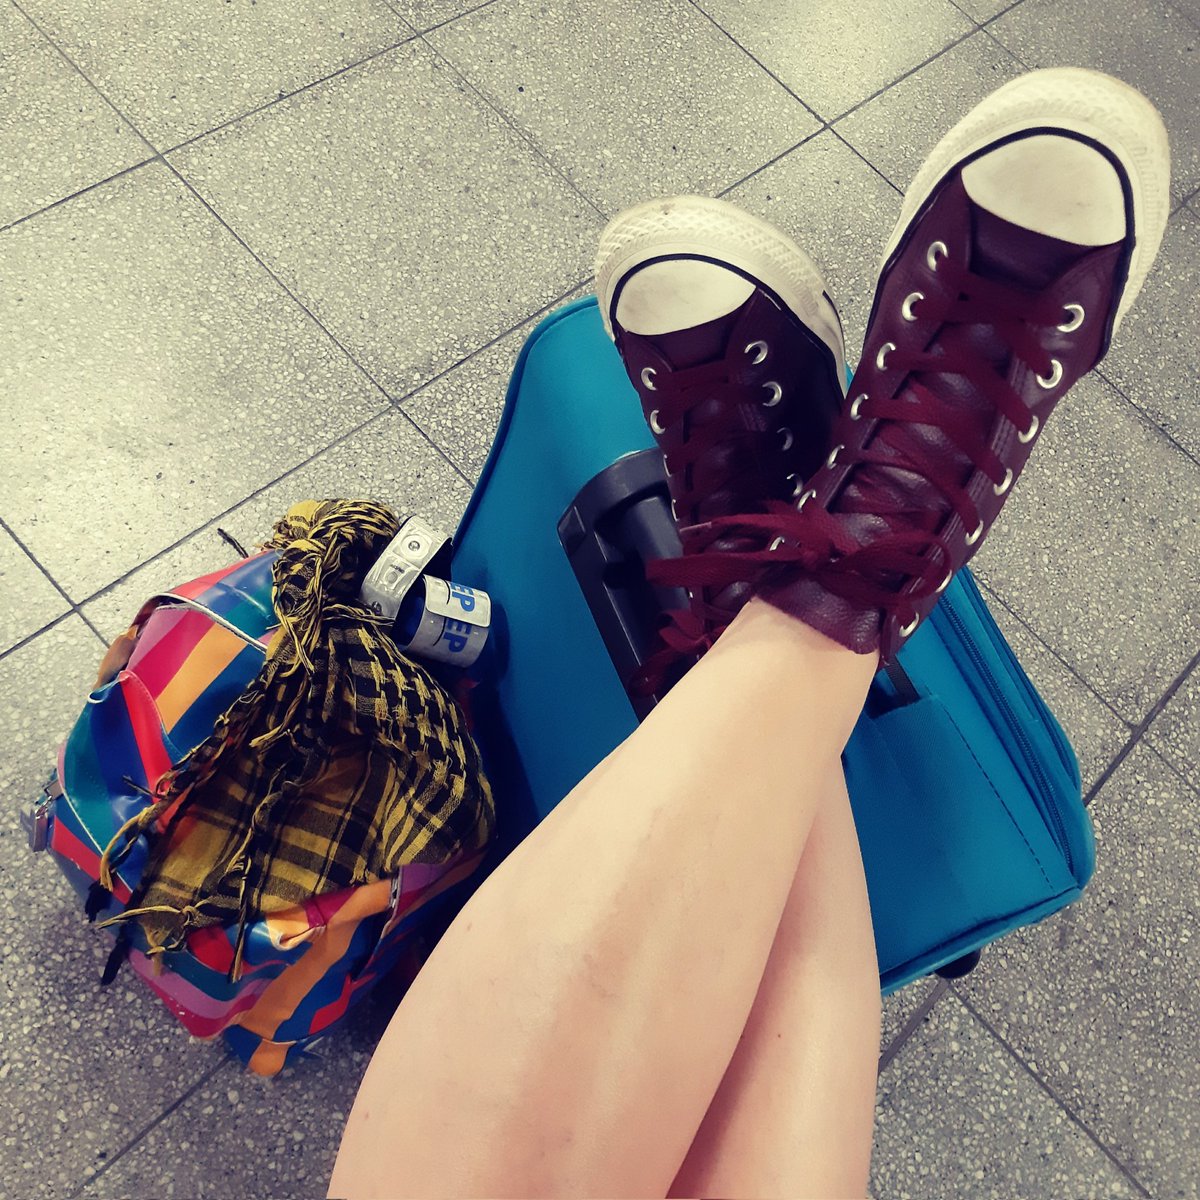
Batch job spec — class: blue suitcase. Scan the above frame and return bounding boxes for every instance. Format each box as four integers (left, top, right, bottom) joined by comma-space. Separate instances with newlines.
450, 296, 1094, 993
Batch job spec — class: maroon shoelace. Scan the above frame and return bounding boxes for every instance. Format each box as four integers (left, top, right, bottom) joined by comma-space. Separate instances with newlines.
644, 263, 1074, 634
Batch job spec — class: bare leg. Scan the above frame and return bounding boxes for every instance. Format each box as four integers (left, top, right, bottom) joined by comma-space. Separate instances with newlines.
329, 599, 877, 1199
669, 759, 880, 1200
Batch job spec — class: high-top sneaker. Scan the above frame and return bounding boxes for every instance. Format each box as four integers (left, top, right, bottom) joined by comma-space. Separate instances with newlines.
595, 195, 847, 688
697, 69, 1170, 665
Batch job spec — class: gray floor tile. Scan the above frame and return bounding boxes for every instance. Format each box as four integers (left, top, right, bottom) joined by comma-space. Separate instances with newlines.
386, 0, 500, 31
81, 409, 474, 643
1169, 0, 1200, 28
950, 0, 1015, 19
723, 129, 903, 361
17, 0, 412, 150
0, 163, 386, 602
956, 743, 1198, 1196
695, 0, 973, 121
402, 283, 591, 482
872, 991, 1140, 1198
0, 1, 41, 59
78, 1008, 387, 1200
1145, 661, 1200, 794
835, 31, 1024, 191
970, 372, 1200, 723
0, 39, 151, 229
1100, 208, 1200, 465
0, 617, 228, 1200
169, 40, 601, 402
989, 0, 1200, 201
975, 580, 1132, 794
0, 528, 68, 653
428, 0, 818, 216
880, 975, 945, 1052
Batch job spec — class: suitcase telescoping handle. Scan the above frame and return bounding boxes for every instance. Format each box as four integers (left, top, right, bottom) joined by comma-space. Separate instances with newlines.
557, 451, 922, 721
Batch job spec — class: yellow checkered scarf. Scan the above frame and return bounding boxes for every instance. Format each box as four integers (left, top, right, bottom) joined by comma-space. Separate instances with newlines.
97, 500, 495, 982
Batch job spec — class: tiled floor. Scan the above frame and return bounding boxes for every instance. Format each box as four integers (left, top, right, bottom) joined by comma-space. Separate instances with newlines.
2, 0, 1198, 1196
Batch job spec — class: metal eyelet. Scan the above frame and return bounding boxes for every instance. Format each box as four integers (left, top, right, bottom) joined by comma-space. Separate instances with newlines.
649, 409, 666, 435
936, 569, 952, 595
778, 427, 794, 452
827, 443, 844, 468
1037, 359, 1063, 389
671, 498, 680, 521
746, 340, 769, 365
876, 341, 895, 370
796, 488, 816, 511
899, 613, 919, 638
769, 536, 785, 551
1057, 303, 1085, 333
1018, 414, 1039, 444
787, 473, 804, 498
641, 366, 658, 390
964, 519, 984, 547
849, 393, 867, 420
993, 467, 1013, 496
926, 240, 948, 270
762, 380, 783, 407
901, 291, 924, 322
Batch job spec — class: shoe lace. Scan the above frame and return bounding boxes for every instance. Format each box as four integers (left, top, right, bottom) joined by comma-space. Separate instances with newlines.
644, 266, 1071, 623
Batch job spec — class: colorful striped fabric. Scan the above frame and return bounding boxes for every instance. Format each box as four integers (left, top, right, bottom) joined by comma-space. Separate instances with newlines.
49, 552, 486, 1074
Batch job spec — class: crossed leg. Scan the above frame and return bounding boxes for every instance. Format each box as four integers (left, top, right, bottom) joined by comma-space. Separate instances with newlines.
329, 598, 880, 1199
668, 756, 880, 1199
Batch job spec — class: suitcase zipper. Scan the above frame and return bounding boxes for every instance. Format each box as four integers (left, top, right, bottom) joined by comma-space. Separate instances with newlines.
935, 582, 1077, 878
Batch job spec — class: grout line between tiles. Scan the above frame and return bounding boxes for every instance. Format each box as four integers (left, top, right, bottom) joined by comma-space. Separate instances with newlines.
0, 611, 78, 665
973, 574, 1136, 743
393, 0, 501, 35
1081, 642, 1200, 807
159, 34, 421, 157
1095, 361, 1200, 476
63, 1053, 237, 1198
414, 33, 609, 222
0, 157, 158, 234
684, 0, 824, 126
878, 978, 950, 1073
978, 0, 1031, 31
828, 126, 904, 197
827, 23, 984, 131
952, 987, 1153, 1196
712, 129, 827, 197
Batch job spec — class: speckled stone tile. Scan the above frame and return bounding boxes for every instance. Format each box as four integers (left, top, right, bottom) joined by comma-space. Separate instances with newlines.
81, 409, 473, 643
989, 0, 1200, 201
0, 0, 40, 59
1145, 662, 1200, 795
428, 0, 818, 216
880, 975, 945, 1052
384, 0, 495, 31
16, 0, 412, 150
970, 372, 1200, 723
0, 39, 151, 229
950, 0, 1014, 19
835, 31, 1024, 191
170, 40, 601, 403
1100, 208, 1200, 464
1169, 0, 1200, 27
0, 162, 385, 602
402, 283, 591, 481
0, 529, 68, 653
974, 579, 1132, 793
872, 992, 1141, 1198
0, 617, 228, 1200
695, 0, 973, 121
956, 744, 1199, 1196
723, 129, 903, 361
78, 998, 394, 1200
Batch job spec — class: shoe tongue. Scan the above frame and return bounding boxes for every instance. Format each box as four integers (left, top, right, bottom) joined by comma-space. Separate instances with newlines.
649, 296, 754, 369
969, 200, 1096, 289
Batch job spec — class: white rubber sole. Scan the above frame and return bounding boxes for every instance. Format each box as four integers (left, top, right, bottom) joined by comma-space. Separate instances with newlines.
883, 67, 1171, 334
594, 194, 847, 383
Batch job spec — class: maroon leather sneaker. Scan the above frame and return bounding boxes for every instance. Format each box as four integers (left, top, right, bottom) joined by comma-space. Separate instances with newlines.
595, 195, 847, 684
701, 69, 1171, 664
